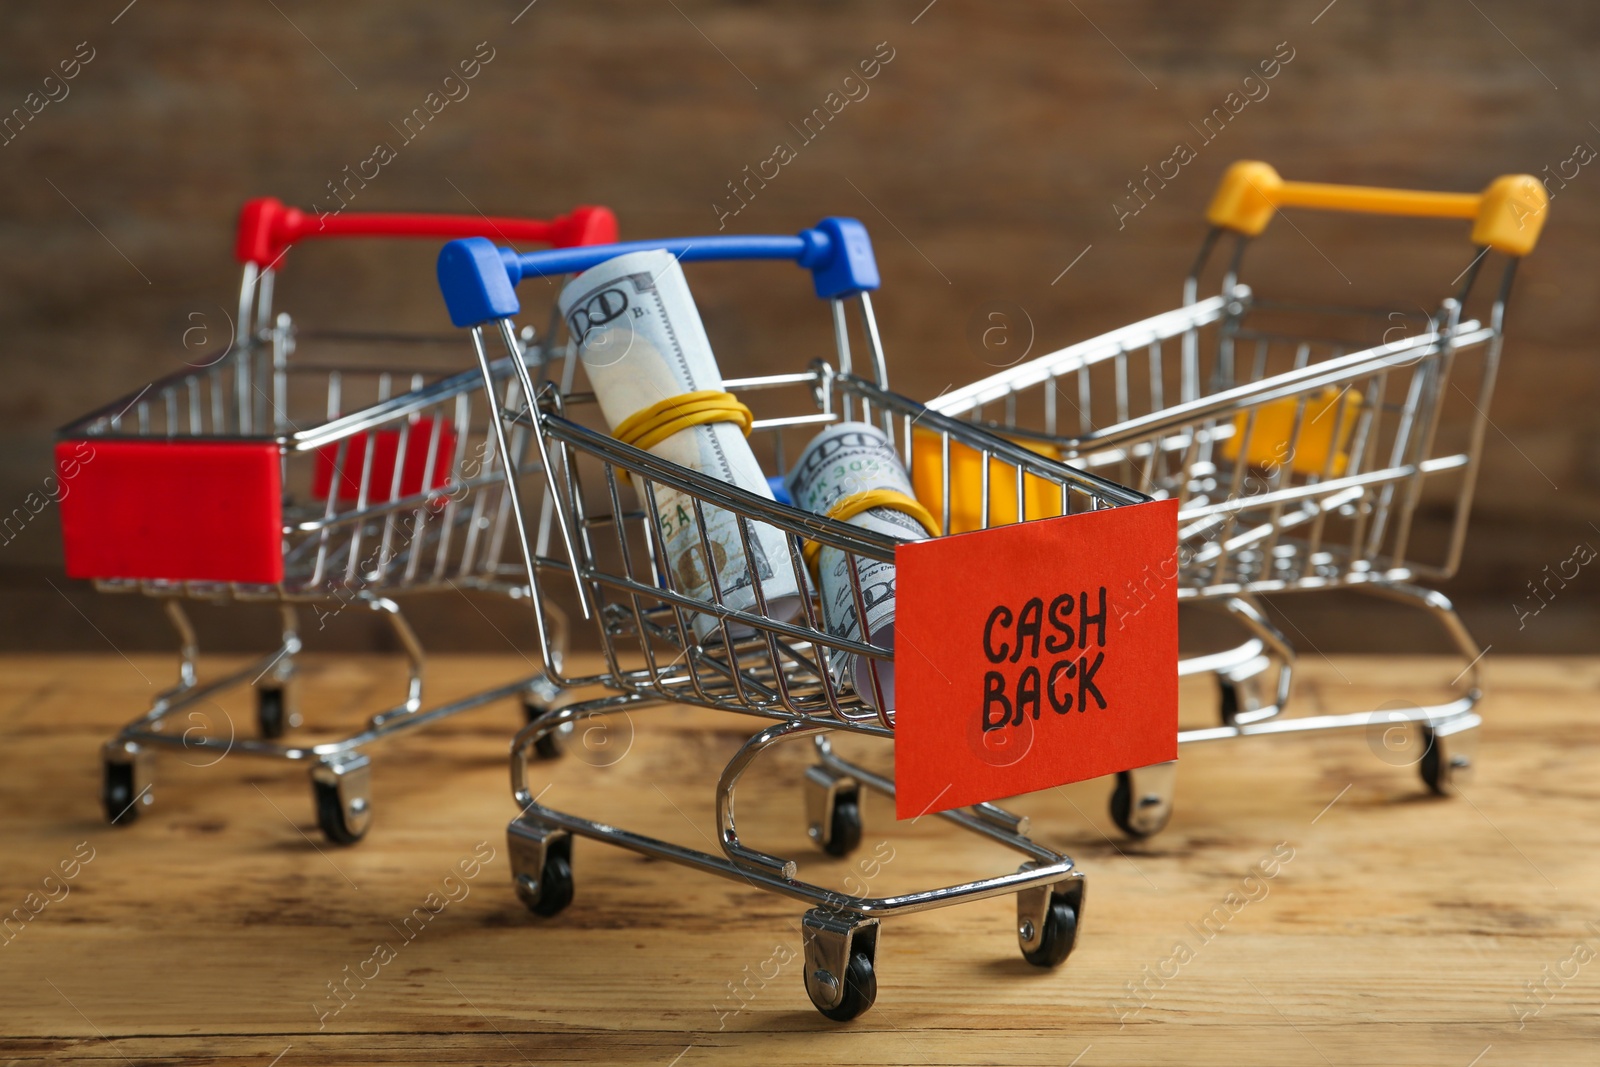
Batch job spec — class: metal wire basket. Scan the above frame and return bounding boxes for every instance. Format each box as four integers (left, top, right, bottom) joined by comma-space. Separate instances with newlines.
58, 200, 617, 843
437, 220, 1153, 1021
930, 160, 1549, 833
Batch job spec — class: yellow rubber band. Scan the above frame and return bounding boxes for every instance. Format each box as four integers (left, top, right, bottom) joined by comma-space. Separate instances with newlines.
801, 488, 941, 573
612, 390, 754, 453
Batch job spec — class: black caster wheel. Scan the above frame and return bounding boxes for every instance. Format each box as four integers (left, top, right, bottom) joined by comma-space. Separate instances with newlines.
1108, 772, 1143, 838
812, 950, 877, 1022
257, 686, 288, 739
1021, 897, 1079, 968
1413, 720, 1474, 795
524, 702, 564, 760
1109, 764, 1176, 837
103, 760, 141, 826
313, 778, 369, 846
1418, 724, 1447, 795
1218, 678, 1240, 725
822, 792, 863, 858
526, 851, 574, 917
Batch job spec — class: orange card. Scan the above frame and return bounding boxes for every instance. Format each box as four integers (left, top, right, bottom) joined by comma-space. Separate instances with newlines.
893, 499, 1179, 819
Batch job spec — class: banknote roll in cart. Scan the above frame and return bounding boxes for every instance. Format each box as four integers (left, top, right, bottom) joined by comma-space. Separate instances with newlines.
928, 160, 1549, 835
436, 221, 1170, 1020
56, 199, 617, 844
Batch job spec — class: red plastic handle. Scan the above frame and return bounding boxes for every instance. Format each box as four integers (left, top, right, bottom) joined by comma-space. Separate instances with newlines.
234, 198, 619, 267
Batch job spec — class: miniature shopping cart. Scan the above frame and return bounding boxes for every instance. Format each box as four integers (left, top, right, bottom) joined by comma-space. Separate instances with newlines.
57, 198, 617, 844
929, 160, 1549, 835
436, 220, 1154, 1020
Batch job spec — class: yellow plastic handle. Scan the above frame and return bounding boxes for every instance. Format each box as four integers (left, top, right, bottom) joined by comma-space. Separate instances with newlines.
1206, 160, 1549, 256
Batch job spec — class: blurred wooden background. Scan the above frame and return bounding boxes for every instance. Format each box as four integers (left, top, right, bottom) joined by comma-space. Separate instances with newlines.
2, 0, 1595, 654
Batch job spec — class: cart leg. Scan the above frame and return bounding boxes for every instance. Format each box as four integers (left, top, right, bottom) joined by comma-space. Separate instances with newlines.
1357, 582, 1483, 793
102, 600, 202, 818
1109, 760, 1177, 839
507, 816, 574, 917
804, 763, 863, 858
257, 604, 303, 739
164, 600, 199, 690
526, 596, 570, 758
310, 752, 372, 846
1359, 582, 1485, 701
371, 597, 424, 716
1219, 669, 1270, 725
543, 599, 569, 679
102, 739, 154, 825
1218, 596, 1294, 727
522, 674, 570, 761
1016, 867, 1085, 967
801, 908, 879, 1021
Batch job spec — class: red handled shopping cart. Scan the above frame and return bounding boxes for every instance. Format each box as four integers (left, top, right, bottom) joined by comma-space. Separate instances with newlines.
58, 198, 617, 843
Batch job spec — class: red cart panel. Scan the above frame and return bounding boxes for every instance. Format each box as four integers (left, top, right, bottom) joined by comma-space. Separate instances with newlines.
58, 439, 284, 584
311, 419, 458, 503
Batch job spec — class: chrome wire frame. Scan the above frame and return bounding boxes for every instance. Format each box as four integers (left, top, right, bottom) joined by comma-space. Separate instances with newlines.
476, 291, 1145, 964
70, 266, 565, 808
929, 228, 1519, 755
64, 311, 541, 602
512, 372, 1141, 728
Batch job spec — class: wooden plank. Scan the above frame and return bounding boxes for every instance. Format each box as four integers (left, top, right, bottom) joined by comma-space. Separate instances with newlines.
1, 653, 1597, 1065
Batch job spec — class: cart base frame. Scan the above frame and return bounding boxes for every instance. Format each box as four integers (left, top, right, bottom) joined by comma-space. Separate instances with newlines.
507, 696, 1086, 1021
1108, 582, 1482, 841
101, 595, 563, 845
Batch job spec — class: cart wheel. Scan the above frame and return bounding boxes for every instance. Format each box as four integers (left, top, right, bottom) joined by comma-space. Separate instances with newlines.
1418, 724, 1448, 795
822, 793, 863, 858
1109, 772, 1140, 837
258, 686, 288, 739
1020, 896, 1079, 968
1109, 769, 1173, 838
810, 950, 877, 1022
526, 851, 574, 917
524, 702, 565, 761
313, 777, 369, 846
1416, 719, 1476, 795
102, 759, 142, 826
1218, 679, 1240, 725
1113, 764, 1177, 838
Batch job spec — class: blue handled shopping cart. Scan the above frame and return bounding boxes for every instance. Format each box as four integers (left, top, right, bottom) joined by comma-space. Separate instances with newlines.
435, 221, 1157, 1020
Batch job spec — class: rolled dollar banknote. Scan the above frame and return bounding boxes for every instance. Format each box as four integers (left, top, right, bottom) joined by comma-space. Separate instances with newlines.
558, 249, 801, 642
785, 422, 939, 713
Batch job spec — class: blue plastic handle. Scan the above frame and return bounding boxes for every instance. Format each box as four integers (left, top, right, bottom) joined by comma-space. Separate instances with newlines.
437, 217, 879, 328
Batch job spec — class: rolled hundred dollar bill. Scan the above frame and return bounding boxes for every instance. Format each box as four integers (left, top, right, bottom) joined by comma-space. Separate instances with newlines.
785, 422, 939, 713
558, 249, 801, 642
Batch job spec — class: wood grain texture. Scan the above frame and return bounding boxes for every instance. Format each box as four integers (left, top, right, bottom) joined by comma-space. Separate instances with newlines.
1, 652, 1597, 1065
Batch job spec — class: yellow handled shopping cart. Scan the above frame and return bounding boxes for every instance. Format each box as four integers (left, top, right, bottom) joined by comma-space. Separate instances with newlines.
929, 160, 1548, 835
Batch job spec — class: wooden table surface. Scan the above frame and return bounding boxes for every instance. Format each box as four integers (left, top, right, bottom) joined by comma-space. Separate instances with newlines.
1, 652, 1597, 1066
